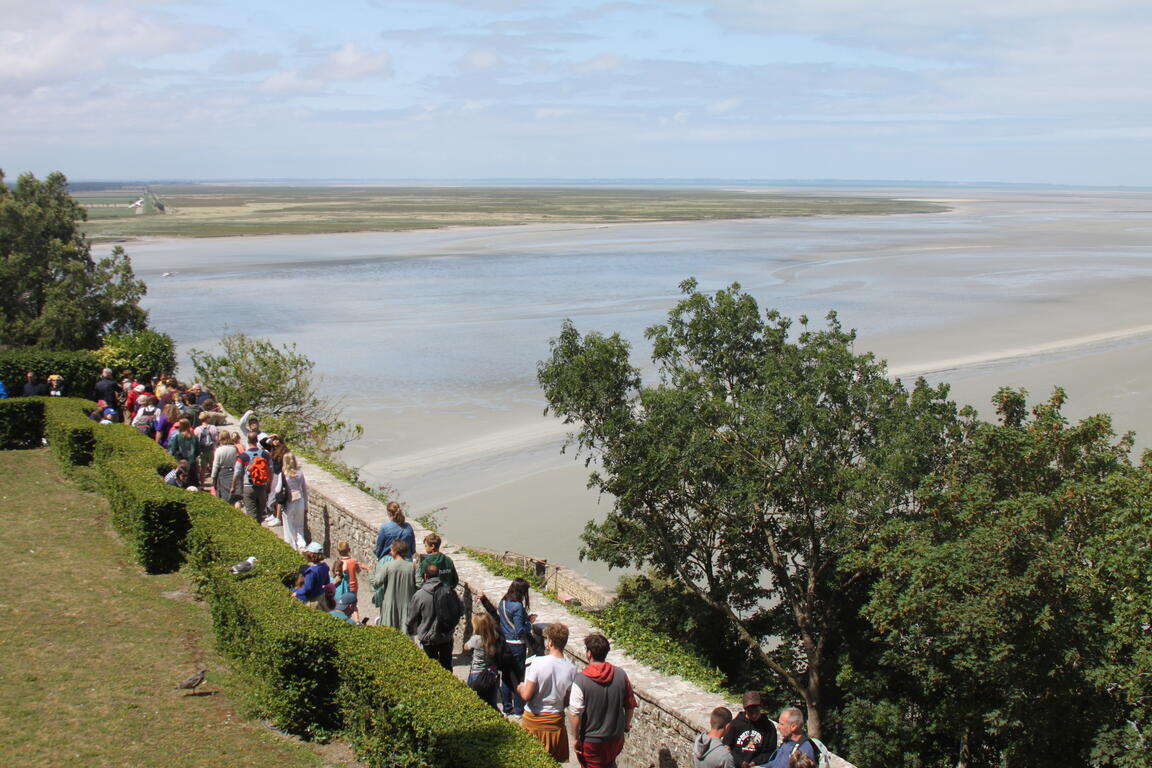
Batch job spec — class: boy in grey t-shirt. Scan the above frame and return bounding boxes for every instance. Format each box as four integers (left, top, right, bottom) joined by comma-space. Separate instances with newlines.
517, 623, 578, 762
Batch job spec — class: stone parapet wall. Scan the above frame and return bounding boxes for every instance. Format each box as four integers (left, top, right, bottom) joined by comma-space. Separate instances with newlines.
467, 547, 616, 610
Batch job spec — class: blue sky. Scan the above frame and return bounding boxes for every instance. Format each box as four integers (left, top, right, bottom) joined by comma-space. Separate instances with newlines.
4, 0, 1152, 185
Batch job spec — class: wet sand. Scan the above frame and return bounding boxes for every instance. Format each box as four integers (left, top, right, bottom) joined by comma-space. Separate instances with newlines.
120, 187, 1152, 587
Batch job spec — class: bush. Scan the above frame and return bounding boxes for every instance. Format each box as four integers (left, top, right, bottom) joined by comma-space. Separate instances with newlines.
43, 397, 98, 466
339, 630, 557, 768
0, 348, 103, 397
0, 398, 44, 448
97, 329, 177, 382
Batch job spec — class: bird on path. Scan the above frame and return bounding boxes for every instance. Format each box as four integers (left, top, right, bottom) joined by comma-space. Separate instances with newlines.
230, 556, 258, 574
177, 668, 207, 695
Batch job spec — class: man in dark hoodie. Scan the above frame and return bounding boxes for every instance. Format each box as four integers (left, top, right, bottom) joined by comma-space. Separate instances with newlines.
694, 706, 736, 768
405, 564, 456, 670
723, 691, 777, 768
569, 633, 637, 768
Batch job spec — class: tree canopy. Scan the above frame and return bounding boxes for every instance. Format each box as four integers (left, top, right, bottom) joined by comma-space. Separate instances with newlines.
0, 170, 148, 349
856, 388, 1150, 767
538, 278, 967, 737
191, 332, 361, 456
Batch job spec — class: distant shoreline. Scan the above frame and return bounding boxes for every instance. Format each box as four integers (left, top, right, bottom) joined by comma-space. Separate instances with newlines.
77, 184, 949, 243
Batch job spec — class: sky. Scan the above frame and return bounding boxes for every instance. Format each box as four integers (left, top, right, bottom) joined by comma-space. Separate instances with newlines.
4, 0, 1152, 185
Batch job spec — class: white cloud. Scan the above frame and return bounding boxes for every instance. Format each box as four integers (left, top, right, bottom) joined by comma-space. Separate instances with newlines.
459, 49, 503, 71
574, 53, 625, 73
259, 41, 393, 94
535, 107, 578, 119
318, 42, 393, 80
0, 0, 220, 94
259, 69, 325, 94
706, 97, 742, 114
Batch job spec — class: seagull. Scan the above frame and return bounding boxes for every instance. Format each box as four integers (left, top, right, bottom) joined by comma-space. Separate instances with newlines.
177, 668, 207, 695
230, 556, 258, 574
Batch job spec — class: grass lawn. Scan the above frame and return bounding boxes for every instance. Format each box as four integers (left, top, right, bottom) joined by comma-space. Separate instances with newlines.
0, 449, 360, 768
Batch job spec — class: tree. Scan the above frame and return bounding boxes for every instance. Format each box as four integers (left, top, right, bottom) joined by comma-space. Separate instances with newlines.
96, 328, 177, 382
537, 279, 965, 737
857, 388, 1147, 767
190, 332, 361, 456
0, 170, 148, 349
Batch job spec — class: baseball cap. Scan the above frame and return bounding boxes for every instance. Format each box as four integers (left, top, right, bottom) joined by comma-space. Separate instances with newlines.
305, 542, 323, 554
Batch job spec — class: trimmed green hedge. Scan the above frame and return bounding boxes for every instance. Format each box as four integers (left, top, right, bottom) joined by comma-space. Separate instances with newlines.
7, 397, 557, 768
0, 349, 103, 396
44, 397, 99, 466
339, 629, 555, 768
0, 398, 44, 448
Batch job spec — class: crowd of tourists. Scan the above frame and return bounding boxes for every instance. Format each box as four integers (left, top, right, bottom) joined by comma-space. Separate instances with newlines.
8, 367, 820, 768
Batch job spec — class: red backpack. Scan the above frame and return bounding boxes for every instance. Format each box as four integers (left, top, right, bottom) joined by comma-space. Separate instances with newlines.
245, 451, 271, 486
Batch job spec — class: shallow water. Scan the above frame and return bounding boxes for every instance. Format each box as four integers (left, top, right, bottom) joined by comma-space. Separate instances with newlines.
111, 188, 1152, 586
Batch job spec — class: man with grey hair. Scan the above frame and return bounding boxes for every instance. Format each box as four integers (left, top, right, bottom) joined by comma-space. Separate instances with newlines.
93, 367, 119, 410
760, 708, 816, 768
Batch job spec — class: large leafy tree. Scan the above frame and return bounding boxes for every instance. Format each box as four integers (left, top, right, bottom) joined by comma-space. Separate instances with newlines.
191, 332, 362, 456
0, 170, 148, 349
858, 388, 1148, 767
537, 279, 965, 737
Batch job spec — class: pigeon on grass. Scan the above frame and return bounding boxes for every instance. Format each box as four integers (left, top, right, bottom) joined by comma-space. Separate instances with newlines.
177, 669, 207, 695
230, 556, 258, 574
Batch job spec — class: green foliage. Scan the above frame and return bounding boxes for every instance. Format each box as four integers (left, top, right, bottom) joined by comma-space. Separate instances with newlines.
0, 348, 103, 395
0, 398, 44, 448
593, 589, 730, 694
339, 629, 557, 768
606, 574, 776, 695
857, 388, 1147, 767
1086, 463, 1152, 767
43, 396, 98, 466
538, 278, 966, 737
8, 396, 555, 767
0, 170, 148, 349
190, 332, 362, 456
97, 328, 177, 381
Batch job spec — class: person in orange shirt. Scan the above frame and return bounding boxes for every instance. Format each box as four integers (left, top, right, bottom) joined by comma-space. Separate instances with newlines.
333, 540, 361, 623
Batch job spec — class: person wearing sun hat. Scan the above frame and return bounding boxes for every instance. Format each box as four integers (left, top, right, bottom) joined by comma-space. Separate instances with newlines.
329, 592, 359, 624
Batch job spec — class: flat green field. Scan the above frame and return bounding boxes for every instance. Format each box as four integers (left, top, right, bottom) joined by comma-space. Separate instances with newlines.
0, 450, 359, 768
75, 184, 948, 240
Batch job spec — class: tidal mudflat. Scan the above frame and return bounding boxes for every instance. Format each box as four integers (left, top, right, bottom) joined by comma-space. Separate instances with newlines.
114, 186, 1152, 585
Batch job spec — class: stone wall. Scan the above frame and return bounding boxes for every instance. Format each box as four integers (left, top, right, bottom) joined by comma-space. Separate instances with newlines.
467, 547, 616, 610
291, 452, 854, 768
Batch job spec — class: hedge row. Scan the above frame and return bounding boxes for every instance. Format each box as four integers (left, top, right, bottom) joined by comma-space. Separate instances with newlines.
0, 349, 103, 395
0, 398, 43, 448
5, 396, 556, 768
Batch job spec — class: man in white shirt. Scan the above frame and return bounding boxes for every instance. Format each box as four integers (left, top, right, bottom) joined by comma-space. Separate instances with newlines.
517, 622, 579, 762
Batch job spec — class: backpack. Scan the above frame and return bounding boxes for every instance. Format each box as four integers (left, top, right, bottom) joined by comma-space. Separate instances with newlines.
433, 583, 463, 634
197, 425, 217, 450
245, 450, 271, 486
132, 404, 157, 428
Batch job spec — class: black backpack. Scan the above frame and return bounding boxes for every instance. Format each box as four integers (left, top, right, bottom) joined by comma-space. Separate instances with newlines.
433, 583, 463, 634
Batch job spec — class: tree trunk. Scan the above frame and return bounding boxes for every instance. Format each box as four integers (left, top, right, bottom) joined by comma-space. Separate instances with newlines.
806, 669, 823, 739
956, 729, 971, 768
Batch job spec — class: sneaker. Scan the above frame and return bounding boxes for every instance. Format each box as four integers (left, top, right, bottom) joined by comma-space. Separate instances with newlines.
262, 516, 280, 527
